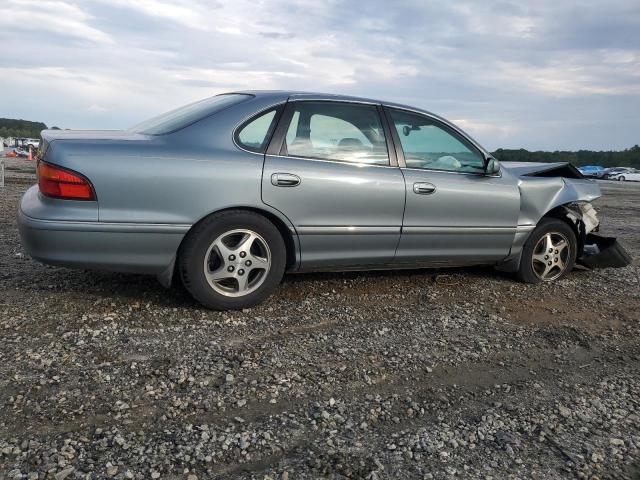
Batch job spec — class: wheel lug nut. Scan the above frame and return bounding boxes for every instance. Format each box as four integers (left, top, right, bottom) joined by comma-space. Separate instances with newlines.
238, 269, 245, 275
555, 250, 558, 254
227, 266, 234, 272
544, 255, 549, 260
245, 260, 252, 266
239, 251, 246, 258
547, 262, 552, 266
549, 248, 553, 253
228, 254, 236, 261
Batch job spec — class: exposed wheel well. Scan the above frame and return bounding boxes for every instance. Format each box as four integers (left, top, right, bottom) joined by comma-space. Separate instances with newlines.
541, 204, 587, 256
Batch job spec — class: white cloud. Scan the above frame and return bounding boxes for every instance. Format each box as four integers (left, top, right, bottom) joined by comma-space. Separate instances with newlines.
0, 0, 112, 44
452, 118, 519, 141
488, 54, 640, 97
92, 0, 211, 30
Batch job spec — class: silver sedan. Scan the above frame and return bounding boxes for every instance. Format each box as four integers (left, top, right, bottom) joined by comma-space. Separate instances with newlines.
17, 91, 628, 309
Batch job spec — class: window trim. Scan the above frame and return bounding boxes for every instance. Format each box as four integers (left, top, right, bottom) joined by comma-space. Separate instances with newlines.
233, 104, 285, 154
383, 106, 490, 176
266, 100, 396, 167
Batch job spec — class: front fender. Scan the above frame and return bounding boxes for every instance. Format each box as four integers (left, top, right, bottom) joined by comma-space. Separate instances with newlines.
517, 177, 601, 227
497, 177, 601, 273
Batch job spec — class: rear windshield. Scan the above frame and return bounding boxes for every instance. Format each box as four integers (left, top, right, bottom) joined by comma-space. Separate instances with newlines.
130, 93, 251, 135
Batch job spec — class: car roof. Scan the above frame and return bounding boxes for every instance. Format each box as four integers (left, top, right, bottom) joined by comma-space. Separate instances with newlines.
232, 90, 441, 117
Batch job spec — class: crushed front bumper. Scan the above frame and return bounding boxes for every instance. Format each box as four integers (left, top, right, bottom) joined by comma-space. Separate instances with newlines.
578, 234, 633, 269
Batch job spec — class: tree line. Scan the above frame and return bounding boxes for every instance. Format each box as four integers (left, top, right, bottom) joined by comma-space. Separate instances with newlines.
0, 118, 50, 139
492, 146, 640, 169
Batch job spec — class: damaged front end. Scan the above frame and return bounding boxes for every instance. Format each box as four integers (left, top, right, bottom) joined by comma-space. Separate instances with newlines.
500, 161, 632, 272
551, 202, 631, 269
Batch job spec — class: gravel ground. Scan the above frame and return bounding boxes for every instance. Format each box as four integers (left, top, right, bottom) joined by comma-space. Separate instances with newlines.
1, 157, 639, 480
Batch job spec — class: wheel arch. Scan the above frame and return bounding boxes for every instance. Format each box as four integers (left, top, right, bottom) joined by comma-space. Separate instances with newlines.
542, 203, 588, 257
497, 201, 591, 274
158, 206, 300, 288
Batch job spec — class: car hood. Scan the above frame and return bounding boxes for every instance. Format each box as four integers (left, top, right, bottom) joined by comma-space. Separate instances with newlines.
501, 161, 585, 179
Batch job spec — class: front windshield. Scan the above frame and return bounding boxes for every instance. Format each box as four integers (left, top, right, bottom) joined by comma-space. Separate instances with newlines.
130, 93, 251, 135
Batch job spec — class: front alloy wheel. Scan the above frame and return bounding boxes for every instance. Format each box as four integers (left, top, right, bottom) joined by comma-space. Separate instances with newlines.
516, 217, 577, 284
531, 232, 570, 281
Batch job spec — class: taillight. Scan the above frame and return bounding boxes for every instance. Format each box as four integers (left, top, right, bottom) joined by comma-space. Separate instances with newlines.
37, 161, 96, 201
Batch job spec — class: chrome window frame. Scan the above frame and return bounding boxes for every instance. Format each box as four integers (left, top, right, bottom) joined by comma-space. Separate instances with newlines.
267, 100, 397, 168
383, 105, 499, 177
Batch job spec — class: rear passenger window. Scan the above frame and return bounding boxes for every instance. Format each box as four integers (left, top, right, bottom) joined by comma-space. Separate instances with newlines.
235, 108, 280, 153
283, 102, 389, 165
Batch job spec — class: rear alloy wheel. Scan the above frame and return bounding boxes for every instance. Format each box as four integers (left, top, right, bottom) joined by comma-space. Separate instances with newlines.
179, 211, 286, 310
516, 218, 577, 284
203, 229, 271, 297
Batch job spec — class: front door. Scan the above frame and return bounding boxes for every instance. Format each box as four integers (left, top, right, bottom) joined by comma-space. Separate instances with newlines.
262, 101, 405, 269
385, 107, 520, 264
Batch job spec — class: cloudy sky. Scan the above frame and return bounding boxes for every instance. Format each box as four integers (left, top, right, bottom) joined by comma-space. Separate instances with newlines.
1, 0, 639, 150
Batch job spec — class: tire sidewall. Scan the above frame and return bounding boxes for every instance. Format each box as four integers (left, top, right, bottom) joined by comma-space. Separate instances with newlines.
179, 212, 286, 310
518, 219, 577, 284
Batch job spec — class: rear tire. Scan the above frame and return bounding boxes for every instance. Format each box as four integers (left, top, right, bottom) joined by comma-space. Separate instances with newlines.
516, 218, 577, 284
179, 211, 286, 310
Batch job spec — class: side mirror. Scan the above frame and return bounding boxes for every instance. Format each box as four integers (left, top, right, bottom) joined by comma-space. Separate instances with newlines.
485, 157, 501, 175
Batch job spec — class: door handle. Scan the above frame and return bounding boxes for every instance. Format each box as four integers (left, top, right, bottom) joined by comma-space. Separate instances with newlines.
413, 182, 436, 195
271, 173, 301, 187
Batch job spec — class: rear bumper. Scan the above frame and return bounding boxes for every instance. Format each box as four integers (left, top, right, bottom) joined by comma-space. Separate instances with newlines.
18, 193, 189, 275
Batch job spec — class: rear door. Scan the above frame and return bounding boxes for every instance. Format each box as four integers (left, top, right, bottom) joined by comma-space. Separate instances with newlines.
261, 100, 405, 269
385, 107, 520, 264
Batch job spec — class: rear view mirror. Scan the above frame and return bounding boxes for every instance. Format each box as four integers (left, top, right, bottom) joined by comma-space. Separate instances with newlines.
485, 157, 501, 175
402, 125, 420, 136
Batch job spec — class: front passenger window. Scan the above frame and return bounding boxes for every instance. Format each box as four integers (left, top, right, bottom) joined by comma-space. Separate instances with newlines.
389, 109, 485, 173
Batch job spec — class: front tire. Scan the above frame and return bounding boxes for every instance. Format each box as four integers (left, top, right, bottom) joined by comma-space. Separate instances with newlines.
179, 211, 286, 310
618, 176, 626, 181
516, 218, 577, 284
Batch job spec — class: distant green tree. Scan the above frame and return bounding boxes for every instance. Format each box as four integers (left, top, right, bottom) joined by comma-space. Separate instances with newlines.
492, 147, 640, 169
0, 118, 48, 138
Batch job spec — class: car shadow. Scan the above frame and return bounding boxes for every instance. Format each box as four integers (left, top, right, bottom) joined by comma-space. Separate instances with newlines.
7, 261, 513, 311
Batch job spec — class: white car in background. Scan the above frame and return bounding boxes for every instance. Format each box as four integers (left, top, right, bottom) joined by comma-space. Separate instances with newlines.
610, 169, 640, 181
23, 138, 40, 149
